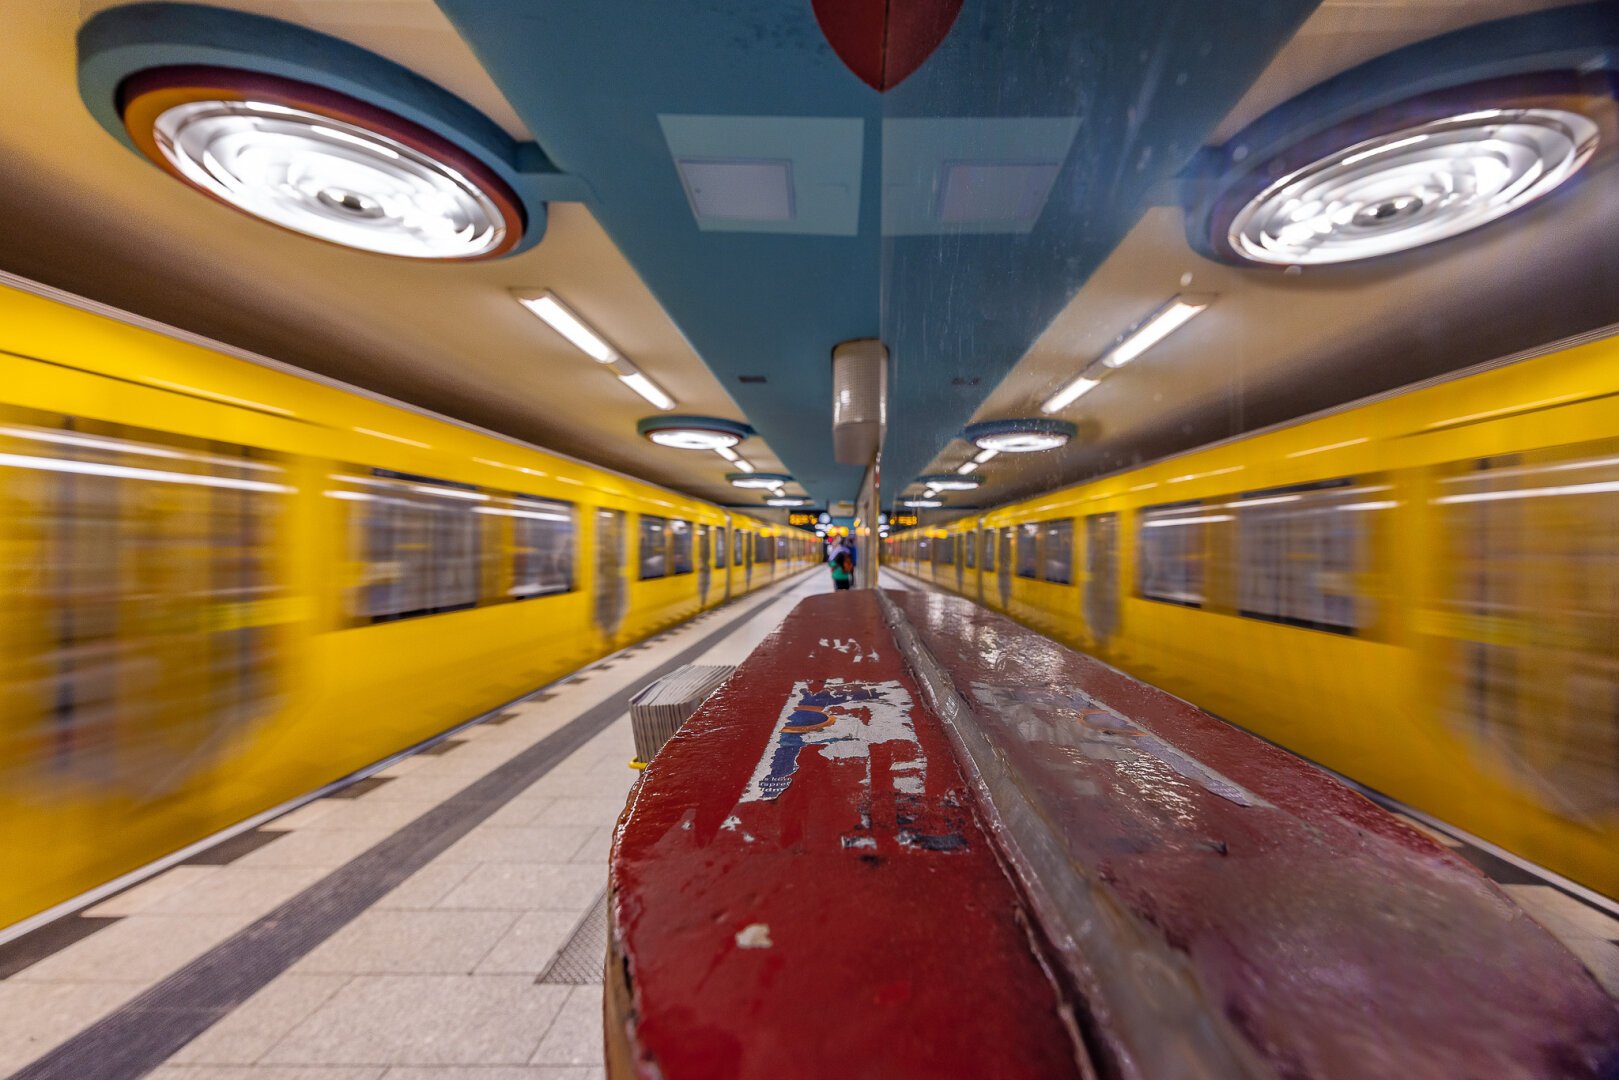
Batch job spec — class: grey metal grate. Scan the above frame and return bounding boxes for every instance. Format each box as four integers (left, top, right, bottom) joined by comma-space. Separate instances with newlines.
538, 889, 608, 985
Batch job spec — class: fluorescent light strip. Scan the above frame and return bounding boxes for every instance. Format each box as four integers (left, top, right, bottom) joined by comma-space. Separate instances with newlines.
355, 426, 430, 449
0, 453, 292, 493
518, 293, 617, 363
973, 448, 1000, 464
1142, 514, 1233, 528
1102, 295, 1213, 369
734, 459, 756, 473
619, 371, 676, 411
1434, 480, 1619, 505
714, 446, 740, 463
956, 461, 978, 475
1041, 374, 1100, 415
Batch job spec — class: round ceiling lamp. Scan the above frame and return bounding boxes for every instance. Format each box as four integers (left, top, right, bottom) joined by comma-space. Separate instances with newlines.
118, 67, 526, 260
918, 473, 982, 491
728, 472, 792, 490
963, 419, 1076, 454
1224, 108, 1598, 266
636, 416, 752, 450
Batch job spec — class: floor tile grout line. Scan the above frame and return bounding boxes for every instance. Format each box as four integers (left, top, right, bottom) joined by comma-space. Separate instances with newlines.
6, 572, 821, 1080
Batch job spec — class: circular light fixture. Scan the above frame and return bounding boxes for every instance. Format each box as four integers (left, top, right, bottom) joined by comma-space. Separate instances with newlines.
636, 416, 752, 450
118, 67, 525, 259
728, 472, 792, 490
963, 419, 1076, 454
918, 473, 982, 491
903, 498, 943, 509
1225, 109, 1598, 266
766, 497, 808, 507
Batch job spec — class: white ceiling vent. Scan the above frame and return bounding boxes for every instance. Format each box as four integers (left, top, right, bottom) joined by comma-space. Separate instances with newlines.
937, 162, 1062, 227
676, 159, 794, 223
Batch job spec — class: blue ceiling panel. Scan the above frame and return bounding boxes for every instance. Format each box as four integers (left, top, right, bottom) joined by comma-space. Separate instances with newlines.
875, 0, 1318, 492
432, 0, 881, 503
432, 0, 1316, 504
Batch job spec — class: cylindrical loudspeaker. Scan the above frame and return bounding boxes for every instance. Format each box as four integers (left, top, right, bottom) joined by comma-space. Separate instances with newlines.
831, 338, 887, 466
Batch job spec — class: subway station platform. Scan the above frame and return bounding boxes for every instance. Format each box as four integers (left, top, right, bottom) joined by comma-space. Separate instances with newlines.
0, 572, 830, 1080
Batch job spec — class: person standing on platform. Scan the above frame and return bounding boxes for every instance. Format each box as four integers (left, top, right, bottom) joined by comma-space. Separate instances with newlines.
828, 538, 854, 591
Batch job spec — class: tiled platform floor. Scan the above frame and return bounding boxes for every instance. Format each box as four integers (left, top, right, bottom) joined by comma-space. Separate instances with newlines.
3, 565, 1616, 1080
0, 571, 831, 1080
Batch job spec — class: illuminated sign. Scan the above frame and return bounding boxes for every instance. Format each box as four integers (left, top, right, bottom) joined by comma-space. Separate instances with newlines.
889, 512, 920, 528
787, 511, 822, 528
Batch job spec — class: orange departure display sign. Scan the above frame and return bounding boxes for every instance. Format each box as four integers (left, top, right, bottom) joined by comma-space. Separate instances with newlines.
788, 512, 821, 527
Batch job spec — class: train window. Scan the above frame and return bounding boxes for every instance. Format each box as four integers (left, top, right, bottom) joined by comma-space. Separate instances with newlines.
1085, 513, 1119, 642
670, 520, 694, 575
755, 532, 773, 563
1138, 501, 1218, 607
776, 534, 788, 560
639, 514, 668, 579
935, 535, 954, 565
981, 529, 995, 572
1, 416, 289, 789
1434, 449, 1619, 817
1016, 523, 1040, 579
339, 469, 483, 621
733, 529, 745, 566
965, 530, 976, 569
490, 494, 574, 599
1234, 479, 1375, 634
715, 526, 728, 569
1042, 519, 1074, 584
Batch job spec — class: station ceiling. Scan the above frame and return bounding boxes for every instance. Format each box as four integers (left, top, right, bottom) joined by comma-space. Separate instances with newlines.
3, 0, 1616, 517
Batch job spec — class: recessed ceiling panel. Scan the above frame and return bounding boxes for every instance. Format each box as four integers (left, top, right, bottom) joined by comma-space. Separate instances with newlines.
659, 115, 863, 235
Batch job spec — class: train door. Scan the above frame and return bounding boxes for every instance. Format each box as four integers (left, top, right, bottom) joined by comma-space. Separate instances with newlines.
0, 416, 290, 799
1428, 450, 1619, 821
593, 508, 627, 643
697, 525, 711, 605
744, 530, 754, 589
1085, 512, 1119, 649
716, 521, 731, 601
997, 528, 1013, 608
955, 531, 966, 591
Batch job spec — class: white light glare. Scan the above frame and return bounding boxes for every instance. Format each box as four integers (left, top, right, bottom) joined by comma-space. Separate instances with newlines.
518, 293, 619, 363
1103, 296, 1212, 368
976, 431, 1068, 453
730, 475, 782, 489
767, 497, 807, 507
647, 429, 739, 450
1041, 374, 1100, 414
619, 372, 677, 411
903, 498, 943, 508
1228, 109, 1599, 266
152, 100, 507, 259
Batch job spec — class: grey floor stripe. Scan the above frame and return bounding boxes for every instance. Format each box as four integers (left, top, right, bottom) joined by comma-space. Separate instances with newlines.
10, 574, 818, 1080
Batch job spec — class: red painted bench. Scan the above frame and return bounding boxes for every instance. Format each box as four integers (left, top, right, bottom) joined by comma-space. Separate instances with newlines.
606, 590, 1619, 1078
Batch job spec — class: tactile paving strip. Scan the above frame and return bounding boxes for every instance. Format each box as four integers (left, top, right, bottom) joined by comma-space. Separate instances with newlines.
538, 888, 608, 985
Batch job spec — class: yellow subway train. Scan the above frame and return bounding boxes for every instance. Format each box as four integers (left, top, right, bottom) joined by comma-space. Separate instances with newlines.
888, 326, 1619, 901
0, 275, 816, 932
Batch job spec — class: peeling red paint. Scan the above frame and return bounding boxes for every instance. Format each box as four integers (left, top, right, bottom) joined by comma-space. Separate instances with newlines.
607, 591, 1085, 1079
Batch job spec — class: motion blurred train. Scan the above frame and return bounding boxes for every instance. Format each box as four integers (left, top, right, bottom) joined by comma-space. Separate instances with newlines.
0, 275, 817, 930
889, 326, 1619, 901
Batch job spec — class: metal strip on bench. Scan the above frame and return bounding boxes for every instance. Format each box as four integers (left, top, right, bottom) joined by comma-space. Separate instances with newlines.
877, 589, 1266, 1080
